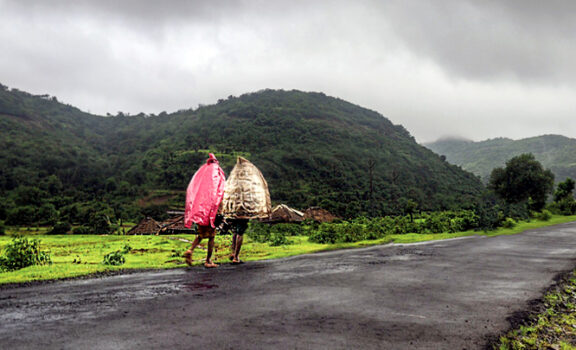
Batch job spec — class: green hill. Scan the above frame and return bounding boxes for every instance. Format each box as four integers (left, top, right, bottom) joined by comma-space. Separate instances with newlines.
424, 135, 576, 182
0, 83, 484, 225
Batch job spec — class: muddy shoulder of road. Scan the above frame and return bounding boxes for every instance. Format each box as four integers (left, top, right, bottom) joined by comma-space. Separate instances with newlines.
486, 266, 576, 349
0, 268, 162, 290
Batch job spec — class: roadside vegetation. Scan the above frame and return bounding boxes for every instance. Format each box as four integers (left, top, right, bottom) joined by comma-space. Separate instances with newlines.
1, 212, 575, 285
495, 270, 576, 350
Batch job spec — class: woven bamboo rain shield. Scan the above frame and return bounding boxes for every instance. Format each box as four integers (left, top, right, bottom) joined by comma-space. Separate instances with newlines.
220, 157, 271, 219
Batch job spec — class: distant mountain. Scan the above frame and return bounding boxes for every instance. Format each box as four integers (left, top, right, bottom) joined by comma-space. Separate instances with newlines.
0, 83, 484, 222
424, 135, 576, 182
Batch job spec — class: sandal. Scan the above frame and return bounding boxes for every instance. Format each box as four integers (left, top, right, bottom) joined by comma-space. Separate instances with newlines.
204, 262, 219, 268
183, 250, 193, 266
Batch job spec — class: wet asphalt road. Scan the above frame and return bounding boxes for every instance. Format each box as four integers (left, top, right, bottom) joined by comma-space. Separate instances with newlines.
1, 222, 576, 349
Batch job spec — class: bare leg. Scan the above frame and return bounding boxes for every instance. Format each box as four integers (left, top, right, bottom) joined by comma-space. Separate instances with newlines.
204, 236, 218, 268
229, 233, 237, 260
232, 235, 243, 263
184, 236, 202, 266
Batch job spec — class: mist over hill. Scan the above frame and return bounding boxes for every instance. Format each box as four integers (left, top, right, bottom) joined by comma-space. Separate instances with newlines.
425, 135, 576, 183
0, 83, 483, 223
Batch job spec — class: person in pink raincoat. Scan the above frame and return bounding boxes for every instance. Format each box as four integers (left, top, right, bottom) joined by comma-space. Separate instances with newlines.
183, 153, 226, 268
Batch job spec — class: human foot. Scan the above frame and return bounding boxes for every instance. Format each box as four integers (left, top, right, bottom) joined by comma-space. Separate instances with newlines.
204, 262, 219, 268
183, 250, 193, 266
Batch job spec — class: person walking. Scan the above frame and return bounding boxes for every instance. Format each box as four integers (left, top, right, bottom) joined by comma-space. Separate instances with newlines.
183, 153, 226, 268
219, 157, 271, 264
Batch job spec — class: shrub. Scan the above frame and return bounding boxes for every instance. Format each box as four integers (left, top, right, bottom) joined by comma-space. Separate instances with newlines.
365, 220, 387, 240
392, 216, 420, 234
0, 220, 5, 236
269, 231, 290, 246
457, 210, 479, 231
536, 210, 552, 221
88, 213, 114, 235
5, 205, 37, 226
549, 198, 576, 216
247, 222, 271, 243
0, 236, 51, 271
300, 220, 318, 236
272, 223, 303, 236
309, 223, 341, 244
48, 221, 72, 235
502, 217, 517, 229
423, 213, 450, 233
339, 222, 366, 242
103, 251, 125, 266
475, 204, 503, 232
72, 226, 91, 235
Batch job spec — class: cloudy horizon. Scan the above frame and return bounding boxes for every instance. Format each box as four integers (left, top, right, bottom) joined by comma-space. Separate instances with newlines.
0, 0, 574, 143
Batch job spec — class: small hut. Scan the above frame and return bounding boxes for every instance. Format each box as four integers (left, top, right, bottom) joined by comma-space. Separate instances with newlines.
270, 204, 304, 223
126, 217, 161, 235
303, 207, 339, 223
158, 215, 195, 235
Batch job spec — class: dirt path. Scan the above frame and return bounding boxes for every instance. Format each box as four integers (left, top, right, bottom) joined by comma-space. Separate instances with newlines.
1, 222, 576, 349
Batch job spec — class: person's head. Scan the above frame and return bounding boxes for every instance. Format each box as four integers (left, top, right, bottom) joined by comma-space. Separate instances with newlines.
207, 153, 218, 164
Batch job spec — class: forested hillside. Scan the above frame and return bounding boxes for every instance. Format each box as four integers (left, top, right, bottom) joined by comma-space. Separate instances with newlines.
425, 135, 576, 182
0, 83, 484, 227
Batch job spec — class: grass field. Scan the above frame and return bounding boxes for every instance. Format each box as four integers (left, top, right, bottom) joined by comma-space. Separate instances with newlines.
1, 215, 575, 285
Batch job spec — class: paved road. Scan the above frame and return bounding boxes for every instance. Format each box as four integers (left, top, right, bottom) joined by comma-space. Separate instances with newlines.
1, 222, 576, 349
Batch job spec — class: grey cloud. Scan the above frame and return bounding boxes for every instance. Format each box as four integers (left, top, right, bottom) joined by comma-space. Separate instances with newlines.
3, 0, 242, 23
380, 0, 576, 85
0, 0, 574, 142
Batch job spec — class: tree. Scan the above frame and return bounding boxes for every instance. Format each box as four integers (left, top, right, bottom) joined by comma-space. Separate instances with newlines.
488, 154, 554, 211
87, 212, 113, 235
552, 178, 576, 215
554, 178, 575, 202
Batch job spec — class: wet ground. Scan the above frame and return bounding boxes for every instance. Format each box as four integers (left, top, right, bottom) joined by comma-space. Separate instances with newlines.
1, 222, 576, 349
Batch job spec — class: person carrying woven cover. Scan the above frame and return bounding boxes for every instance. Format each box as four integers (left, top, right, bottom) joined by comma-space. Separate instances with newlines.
219, 157, 271, 264
183, 153, 226, 268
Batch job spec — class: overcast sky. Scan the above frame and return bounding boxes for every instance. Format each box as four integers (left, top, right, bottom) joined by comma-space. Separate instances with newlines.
1, 0, 574, 143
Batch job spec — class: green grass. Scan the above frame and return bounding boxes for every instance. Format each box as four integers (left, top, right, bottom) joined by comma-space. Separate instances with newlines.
485, 215, 576, 236
1, 215, 576, 285
496, 271, 576, 349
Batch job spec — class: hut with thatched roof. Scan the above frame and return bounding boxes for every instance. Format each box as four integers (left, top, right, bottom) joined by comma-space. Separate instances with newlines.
158, 215, 195, 235
126, 217, 161, 235
269, 204, 304, 223
303, 207, 339, 223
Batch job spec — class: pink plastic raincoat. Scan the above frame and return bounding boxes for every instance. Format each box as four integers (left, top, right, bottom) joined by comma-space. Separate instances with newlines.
184, 153, 226, 228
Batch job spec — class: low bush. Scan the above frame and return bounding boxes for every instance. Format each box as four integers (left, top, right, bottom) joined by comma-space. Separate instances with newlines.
72, 226, 91, 235
247, 222, 292, 246
252, 209, 539, 245
501, 217, 517, 229
536, 210, 552, 221
247, 222, 271, 243
48, 221, 72, 235
272, 223, 303, 236
549, 198, 576, 216
309, 223, 341, 244
269, 232, 290, 246
0, 236, 51, 271
103, 250, 125, 266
